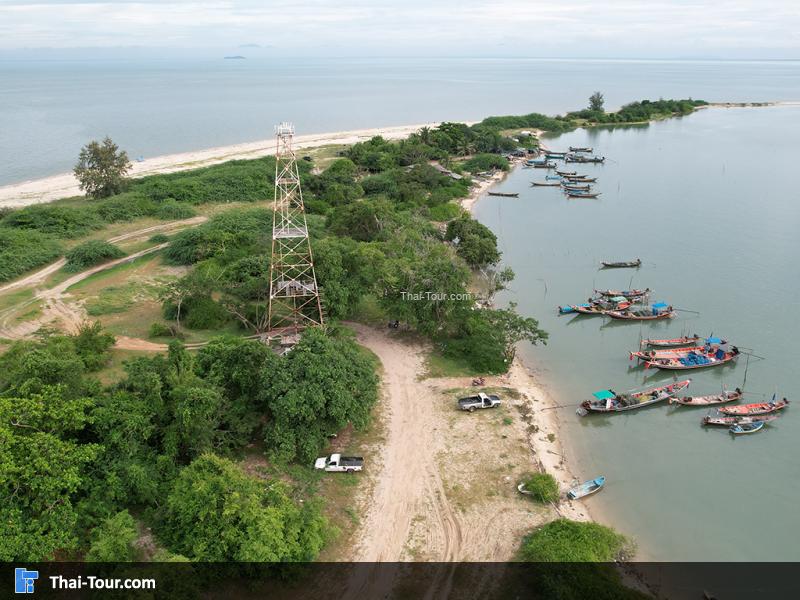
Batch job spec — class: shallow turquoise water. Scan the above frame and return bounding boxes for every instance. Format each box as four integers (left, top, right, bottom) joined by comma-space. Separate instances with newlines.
474, 106, 800, 560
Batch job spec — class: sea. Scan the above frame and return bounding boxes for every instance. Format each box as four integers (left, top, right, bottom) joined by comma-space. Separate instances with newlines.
474, 104, 800, 561
1, 56, 800, 185
2, 56, 800, 561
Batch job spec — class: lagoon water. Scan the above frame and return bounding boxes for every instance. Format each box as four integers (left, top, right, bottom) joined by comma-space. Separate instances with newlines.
474, 105, 800, 561
2, 57, 800, 185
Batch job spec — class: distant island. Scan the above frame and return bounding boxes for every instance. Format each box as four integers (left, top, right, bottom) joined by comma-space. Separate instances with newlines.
224, 55, 246, 60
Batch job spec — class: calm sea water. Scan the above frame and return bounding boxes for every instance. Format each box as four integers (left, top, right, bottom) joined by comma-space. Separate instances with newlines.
474, 105, 800, 561
2, 57, 800, 185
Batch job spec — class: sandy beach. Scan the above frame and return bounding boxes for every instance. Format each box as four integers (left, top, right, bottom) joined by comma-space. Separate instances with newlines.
0, 122, 443, 208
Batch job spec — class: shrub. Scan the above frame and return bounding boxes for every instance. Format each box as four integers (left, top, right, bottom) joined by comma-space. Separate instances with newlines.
73, 321, 116, 371
149, 233, 170, 243
181, 296, 227, 330
93, 193, 158, 222
1, 204, 103, 238
64, 240, 126, 272
148, 322, 184, 339
428, 203, 463, 222
156, 200, 197, 220
0, 229, 62, 283
520, 519, 630, 562
461, 153, 509, 173
522, 473, 559, 504
86, 510, 138, 562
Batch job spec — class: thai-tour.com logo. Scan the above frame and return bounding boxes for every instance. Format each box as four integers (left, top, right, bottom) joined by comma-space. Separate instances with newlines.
14, 568, 38, 594
14, 567, 156, 594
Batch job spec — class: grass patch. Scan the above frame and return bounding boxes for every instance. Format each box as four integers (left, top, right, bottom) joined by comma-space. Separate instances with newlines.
424, 349, 478, 378
520, 473, 559, 504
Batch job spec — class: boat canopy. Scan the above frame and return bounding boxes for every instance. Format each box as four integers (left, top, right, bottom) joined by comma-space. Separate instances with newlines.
592, 390, 616, 400
610, 296, 628, 303
652, 302, 669, 309
706, 336, 724, 344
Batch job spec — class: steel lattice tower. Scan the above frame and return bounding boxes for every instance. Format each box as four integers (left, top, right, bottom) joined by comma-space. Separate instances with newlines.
266, 122, 324, 337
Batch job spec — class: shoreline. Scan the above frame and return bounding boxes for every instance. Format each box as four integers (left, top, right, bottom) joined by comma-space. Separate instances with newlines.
0, 122, 452, 208
461, 163, 596, 524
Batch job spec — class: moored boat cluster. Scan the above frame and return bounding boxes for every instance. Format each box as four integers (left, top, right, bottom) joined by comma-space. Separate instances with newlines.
527, 145, 604, 198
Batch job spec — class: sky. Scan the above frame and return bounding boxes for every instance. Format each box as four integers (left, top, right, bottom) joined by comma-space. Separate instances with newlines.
1, 0, 799, 59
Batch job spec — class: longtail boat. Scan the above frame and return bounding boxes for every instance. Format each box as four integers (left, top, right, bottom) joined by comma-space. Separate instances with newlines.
607, 303, 675, 321
562, 184, 591, 192
630, 346, 707, 362
567, 476, 605, 500
566, 155, 605, 163
487, 191, 519, 197
555, 169, 577, 176
578, 379, 691, 414
567, 191, 601, 198
719, 398, 790, 416
545, 152, 567, 159
534, 161, 556, 169
641, 335, 701, 348
545, 175, 563, 180
565, 176, 597, 183
595, 288, 650, 300
670, 388, 742, 406
560, 295, 631, 315
645, 347, 740, 370
601, 259, 641, 269
569, 146, 593, 153
730, 422, 765, 435
531, 181, 561, 187
702, 414, 778, 427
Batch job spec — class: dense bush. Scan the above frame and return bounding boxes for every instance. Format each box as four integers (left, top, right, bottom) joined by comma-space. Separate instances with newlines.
93, 192, 158, 222
1, 204, 104, 237
155, 199, 197, 220
0, 229, 62, 282
444, 216, 501, 268
520, 519, 630, 562
64, 240, 126, 272
522, 473, 559, 503
461, 153, 509, 173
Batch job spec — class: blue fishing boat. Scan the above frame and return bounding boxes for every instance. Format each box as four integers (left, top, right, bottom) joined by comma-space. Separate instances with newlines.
558, 303, 590, 314
545, 175, 562, 180
567, 476, 606, 500
730, 421, 765, 435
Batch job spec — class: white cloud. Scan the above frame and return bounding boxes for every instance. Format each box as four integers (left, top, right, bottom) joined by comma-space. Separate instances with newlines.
0, 0, 798, 57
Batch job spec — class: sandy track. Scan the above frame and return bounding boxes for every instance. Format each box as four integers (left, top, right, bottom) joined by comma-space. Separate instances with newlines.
0, 123, 444, 208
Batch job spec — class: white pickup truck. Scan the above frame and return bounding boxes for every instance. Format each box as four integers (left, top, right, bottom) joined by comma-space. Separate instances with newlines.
314, 453, 364, 473
458, 392, 502, 412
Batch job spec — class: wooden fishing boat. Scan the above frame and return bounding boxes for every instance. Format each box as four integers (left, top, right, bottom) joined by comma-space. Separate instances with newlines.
579, 379, 691, 414
545, 152, 567, 159
555, 169, 577, 176
607, 302, 674, 321
545, 175, 563, 180
567, 476, 605, 500
601, 259, 641, 269
487, 191, 519, 197
641, 335, 701, 348
567, 191, 601, 198
533, 161, 556, 169
531, 181, 561, 187
670, 388, 742, 406
565, 176, 597, 183
730, 422, 765, 435
562, 184, 591, 192
718, 398, 790, 416
630, 346, 707, 362
702, 414, 778, 427
560, 296, 631, 315
645, 347, 740, 370
569, 146, 593, 153
595, 288, 650, 300
566, 155, 605, 163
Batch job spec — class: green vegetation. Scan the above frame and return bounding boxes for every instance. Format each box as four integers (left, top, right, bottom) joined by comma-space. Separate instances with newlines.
460, 153, 510, 173
568, 98, 708, 125
589, 91, 605, 112
65, 240, 126, 272
522, 473, 559, 504
0, 229, 62, 282
74, 137, 132, 198
86, 510, 139, 562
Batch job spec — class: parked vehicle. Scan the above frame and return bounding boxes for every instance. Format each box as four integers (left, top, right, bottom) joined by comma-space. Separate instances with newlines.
314, 453, 364, 473
458, 392, 501, 412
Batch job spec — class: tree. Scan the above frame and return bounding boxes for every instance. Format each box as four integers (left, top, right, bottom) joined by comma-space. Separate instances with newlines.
263, 328, 379, 463
161, 454, 328, 561
74, 136, 132, 199
589, 91, 605, 112
86, 510, 139, 561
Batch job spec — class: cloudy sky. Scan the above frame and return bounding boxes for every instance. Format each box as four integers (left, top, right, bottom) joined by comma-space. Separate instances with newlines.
1, 0, 799, 58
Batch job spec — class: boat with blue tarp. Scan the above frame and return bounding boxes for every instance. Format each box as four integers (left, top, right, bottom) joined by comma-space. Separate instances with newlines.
567, 476, 605, 499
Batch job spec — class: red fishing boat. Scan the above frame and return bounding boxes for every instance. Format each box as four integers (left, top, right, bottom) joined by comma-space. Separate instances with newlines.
630, 346, 707, 362
578, 379, 691, 414
645, 347, 740, 370
718, 398, 790, 416
595, 288, 650, 300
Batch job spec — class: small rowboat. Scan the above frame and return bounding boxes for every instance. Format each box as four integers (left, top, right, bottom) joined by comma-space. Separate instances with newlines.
702, 414, 778, 427
601, 259, 641, 269
567, 191, 601, 198
630, 346, 707, 362
569, 146, 593, 153
545, 152, 567, 159
555, 169, 577, 176
641, 335, 701, 348
565, 176, 597, 183
595, 288, 650, 300
670, 388, 742, 406
545, 175, 563, 180
730, 422, 765, 435
646, 348, 740, 370
719, 398, 790, 416
531, 181, 561, 187
567, 476, 605, 500
487, 192, 519, 197
579, 379, 691, 414
562, 184, 592, 192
